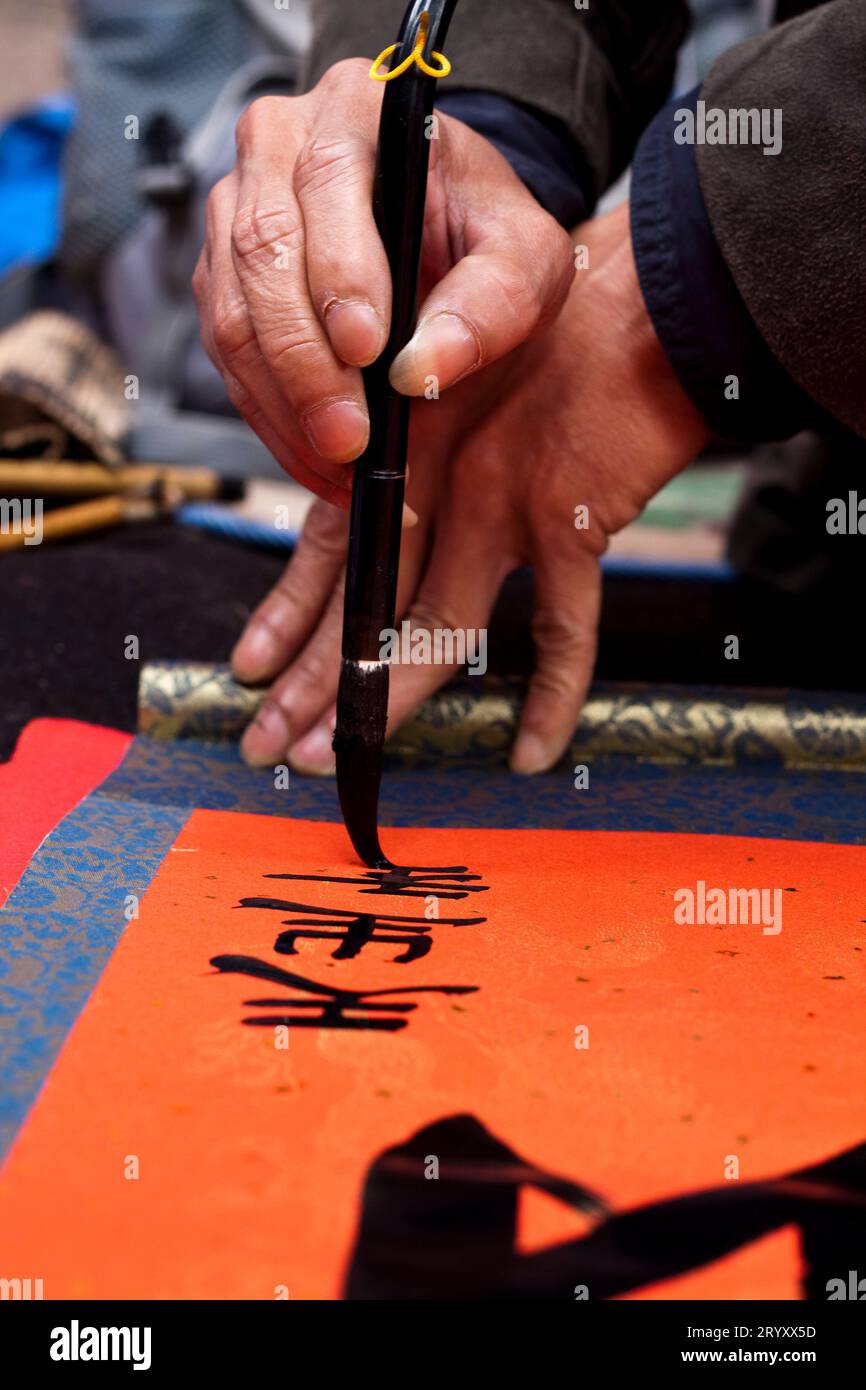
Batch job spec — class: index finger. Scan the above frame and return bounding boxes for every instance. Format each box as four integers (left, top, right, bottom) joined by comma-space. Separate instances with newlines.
230, 97, 370, 464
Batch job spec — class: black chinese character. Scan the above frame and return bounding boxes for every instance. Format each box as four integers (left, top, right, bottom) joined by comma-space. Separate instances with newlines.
237, 897, 485, 964
263, 866, 488, 902
210, 954, 478, 1031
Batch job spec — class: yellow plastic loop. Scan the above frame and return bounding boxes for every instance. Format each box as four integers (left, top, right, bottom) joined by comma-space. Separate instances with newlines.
370, 11, 452, 82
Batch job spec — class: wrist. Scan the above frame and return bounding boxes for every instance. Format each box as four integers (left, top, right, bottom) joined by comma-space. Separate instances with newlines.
630, 89, 821, 443
618, 224, 711, 461
582, 205, 708, 438
560, 204, 711, 528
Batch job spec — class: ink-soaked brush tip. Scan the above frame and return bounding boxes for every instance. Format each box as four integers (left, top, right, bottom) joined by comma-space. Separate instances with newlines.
334, 659, 395, 869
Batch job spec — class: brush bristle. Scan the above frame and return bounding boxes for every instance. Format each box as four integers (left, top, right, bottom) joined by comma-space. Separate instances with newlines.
334, 659, 392, 868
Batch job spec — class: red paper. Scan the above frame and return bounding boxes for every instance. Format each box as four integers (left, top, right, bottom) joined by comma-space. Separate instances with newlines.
1, 812, 862, 1299
0, 719, 131, 907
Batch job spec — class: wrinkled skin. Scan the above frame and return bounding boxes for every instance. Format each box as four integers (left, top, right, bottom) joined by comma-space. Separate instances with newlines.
193, 59, 708, 776
226, 204, 708, 775
193, 58, 576, 505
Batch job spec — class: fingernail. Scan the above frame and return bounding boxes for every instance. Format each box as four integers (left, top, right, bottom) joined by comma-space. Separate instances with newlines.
288, 724, 336, 777
303, 399, 369, 462
241, 701, 290, 768
231, 624, 279, 682
510, 732, 551, 777
402, 503, 419, 529
325, 299, 384, 366
390, 312, 480, 396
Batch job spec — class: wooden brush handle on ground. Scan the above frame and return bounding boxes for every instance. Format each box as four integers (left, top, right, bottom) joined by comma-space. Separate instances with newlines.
0, 495, 160, 551
0, 460, 220, 499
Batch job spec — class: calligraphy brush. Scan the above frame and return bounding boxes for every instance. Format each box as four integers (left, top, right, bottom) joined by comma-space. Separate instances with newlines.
334, 0, 459, 869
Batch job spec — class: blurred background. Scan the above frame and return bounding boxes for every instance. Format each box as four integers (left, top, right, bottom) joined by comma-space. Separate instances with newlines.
0, 0, 862, 757
0, 1, 68, 121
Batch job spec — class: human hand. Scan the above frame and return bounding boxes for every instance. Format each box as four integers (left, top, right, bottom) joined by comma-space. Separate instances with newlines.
193, 57, 575, 505
232, 203, 710, 774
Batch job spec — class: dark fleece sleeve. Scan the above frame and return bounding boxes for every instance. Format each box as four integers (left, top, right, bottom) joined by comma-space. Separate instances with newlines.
694, 0, 866, 439
300, 0, 691, 202
631, 88, 827, 444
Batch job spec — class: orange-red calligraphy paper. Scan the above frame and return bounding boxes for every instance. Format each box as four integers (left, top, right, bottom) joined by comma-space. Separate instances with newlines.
1, 812, 863, 1299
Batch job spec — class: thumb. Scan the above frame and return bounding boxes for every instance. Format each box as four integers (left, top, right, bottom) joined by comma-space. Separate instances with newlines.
390, 212, 575, 397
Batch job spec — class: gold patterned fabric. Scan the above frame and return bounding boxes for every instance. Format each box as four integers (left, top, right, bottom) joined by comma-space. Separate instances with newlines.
138, 661, 866, 771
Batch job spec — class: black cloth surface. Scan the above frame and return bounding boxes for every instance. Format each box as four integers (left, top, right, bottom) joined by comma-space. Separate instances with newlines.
0, 523, 283, 760
3, 521, 866, 764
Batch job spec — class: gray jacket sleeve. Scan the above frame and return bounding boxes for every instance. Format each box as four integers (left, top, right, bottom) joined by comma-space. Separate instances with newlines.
301, 0, 690, 202
695, 0, 866, 438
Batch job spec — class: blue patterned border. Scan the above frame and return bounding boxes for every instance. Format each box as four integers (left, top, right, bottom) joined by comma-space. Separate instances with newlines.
4, 729, 866, 1161
0, 789, 188, 1160
102, 734, 866, 843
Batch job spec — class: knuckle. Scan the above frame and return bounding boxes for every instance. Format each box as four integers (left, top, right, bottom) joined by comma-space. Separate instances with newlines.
318, 57, 371, 91
293, 133, 364, 200
268, 322, 325, 376
231, 202, 304, 265
235, 96, 291, 156
210, 301, 252, 361
531, 611, 591, 661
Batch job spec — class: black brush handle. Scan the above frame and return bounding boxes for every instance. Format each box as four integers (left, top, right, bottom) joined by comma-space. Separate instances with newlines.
336, 0, 459, 868
342, 0, 459, 660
